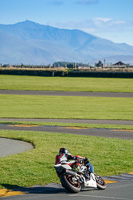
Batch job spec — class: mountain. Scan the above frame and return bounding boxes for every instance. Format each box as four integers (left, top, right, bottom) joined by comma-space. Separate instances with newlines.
0, 20, 133, 65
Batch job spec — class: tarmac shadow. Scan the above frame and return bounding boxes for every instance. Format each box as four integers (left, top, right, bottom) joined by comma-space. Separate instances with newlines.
1, 183, 68, 194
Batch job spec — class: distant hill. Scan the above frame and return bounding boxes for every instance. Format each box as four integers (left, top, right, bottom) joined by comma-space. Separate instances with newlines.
0, 20, 133, 65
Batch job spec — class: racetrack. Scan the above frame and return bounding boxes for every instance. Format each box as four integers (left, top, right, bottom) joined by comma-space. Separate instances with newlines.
0, 90, 133, 199
0, 137, 33, 158
0, 90, 133, 156
0, 89, 133, 98
0, 118, 133, 125
1, 179, 133, 200
0, 123, 133, 140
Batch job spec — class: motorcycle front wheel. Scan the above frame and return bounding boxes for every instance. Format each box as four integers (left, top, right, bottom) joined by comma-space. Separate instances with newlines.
95, 174, 106, 190
60, 174, 81, 193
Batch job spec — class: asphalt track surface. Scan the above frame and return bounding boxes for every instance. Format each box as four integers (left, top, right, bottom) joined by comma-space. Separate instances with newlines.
0, 123, 133, 140
1, 178, 133, 200
0, 89, 133, 98
0, 90, 133, 199
1, 118, 133, 125
0, 138, 33, 158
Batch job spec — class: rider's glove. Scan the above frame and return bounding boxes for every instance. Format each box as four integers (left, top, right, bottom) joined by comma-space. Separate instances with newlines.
84, 157, 89, 164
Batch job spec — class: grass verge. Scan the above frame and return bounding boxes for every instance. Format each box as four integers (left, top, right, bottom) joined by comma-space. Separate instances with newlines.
0, 75, 133, 92
0, 94, 133, 120
0, 129, 133, 189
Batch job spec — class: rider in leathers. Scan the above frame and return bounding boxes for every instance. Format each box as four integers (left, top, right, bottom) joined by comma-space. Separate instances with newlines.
55, 148, 94, 179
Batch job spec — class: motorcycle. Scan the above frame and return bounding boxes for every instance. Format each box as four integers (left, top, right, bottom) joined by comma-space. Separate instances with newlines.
54, 155, 106, 193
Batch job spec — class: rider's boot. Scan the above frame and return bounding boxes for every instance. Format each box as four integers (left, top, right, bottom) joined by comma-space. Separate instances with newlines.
84, 173, 97, 188
90, 173, 96, 181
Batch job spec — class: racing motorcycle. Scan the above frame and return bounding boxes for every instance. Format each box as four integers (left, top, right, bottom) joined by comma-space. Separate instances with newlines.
54, 155, 106, 193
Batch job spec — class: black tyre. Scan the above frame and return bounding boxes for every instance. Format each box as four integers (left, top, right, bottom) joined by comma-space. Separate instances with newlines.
60, 174, 81, 193
95, 174, 106, 190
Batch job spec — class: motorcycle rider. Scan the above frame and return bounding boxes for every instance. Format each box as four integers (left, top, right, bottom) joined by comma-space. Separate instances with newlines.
55, 148, 94, 179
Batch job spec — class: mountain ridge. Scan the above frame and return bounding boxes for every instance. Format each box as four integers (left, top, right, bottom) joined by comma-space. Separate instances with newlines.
0, 20, 133, 65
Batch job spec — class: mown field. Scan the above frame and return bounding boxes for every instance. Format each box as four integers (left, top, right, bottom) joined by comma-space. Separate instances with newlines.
0, 75, 133, 189
0, 94, 133, 120
0, 75, 133, 92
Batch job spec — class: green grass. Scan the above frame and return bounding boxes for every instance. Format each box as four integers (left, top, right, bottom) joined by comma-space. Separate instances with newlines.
0, 94, 133, 120
0, 129, 133, 189
0, 75, 133, 92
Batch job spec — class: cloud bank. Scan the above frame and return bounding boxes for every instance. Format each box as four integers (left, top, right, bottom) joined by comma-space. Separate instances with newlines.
48, 17, 133, 45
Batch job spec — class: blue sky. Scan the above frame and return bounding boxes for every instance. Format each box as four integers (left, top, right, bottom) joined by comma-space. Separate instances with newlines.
0, 0, 133, 45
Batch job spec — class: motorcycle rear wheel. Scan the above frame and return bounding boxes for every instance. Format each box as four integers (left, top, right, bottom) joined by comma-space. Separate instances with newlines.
60, 174, 81, 193
95, 174, 106, 190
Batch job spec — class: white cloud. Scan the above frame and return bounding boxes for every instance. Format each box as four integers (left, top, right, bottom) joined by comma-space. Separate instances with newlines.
47, 18, 133, 45
112, 20, 126, 25
48, 18, 128, 32
94, 18, 112, 22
